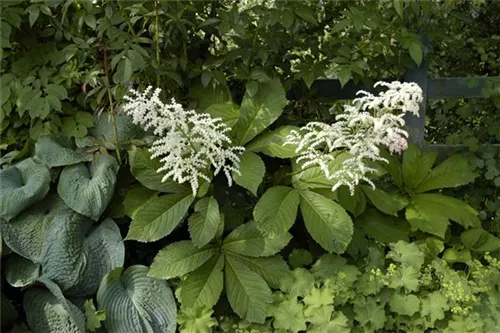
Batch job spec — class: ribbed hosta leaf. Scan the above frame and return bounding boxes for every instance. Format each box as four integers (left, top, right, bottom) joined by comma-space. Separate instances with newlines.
34, 136, 92, 167
97, 265, 177, 333
57, 153, 119, 220
24, 279, 85, 333
41, 212, 124, 296
0, 158, 50, 221
92, 112, 143, 142
4, 254, 40, 287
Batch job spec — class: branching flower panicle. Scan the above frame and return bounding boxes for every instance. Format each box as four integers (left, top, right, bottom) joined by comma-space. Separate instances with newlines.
123, 86, 245, 195
285, 81, 423, 194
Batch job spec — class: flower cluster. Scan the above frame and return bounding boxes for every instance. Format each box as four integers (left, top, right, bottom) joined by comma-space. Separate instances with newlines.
284, 81, 423, 194
123, 86, 245, 195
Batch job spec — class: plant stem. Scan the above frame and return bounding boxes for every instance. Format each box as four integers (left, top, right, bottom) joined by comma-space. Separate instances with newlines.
154, 0, 161, 87
104, 70, 122, 165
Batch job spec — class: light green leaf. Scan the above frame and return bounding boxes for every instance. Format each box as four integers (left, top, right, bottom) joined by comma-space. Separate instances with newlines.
461, 228, 500, 252
406, 193, 481, 238
188, 197, 221, 248
420, 292, 449, 325
308, 312, 351, 333
253, 186, 299, 236
203, 102, 240, 129
235, 78, 287, 145
222, 221, 291, 257
224, 254, 273, 323
232, 151, 265, 196
394, 0, 404, 18
415, 155, 477, 193
4, 254, 40, 287
57, 154, 119, 221
97, 265, 177, 333
402, 144, 437, 192
84, 299, 106, 332
409, 41, 423, 66
0, 159, 50, 221
149, 241, 218, 279
227, 254, 291, 289
337, 67, 351, 88
361, 186, 408, 216
35, 136, 92, 167
267, 297, 306, 332
353, 298, 386, 330
178, 254, 224, 308
389, 294, 420, 316
387, 240, 424, 270
126, 192, 194, 242
128, 146, 187, 193
177, 306, 217, 333
246, 126, 300, 158
299, 190, 353, 253
25, 279, 85, 333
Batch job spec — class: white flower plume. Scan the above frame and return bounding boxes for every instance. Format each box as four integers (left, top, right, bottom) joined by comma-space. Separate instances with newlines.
284, 81, 423, 194
123, 86, 245, 195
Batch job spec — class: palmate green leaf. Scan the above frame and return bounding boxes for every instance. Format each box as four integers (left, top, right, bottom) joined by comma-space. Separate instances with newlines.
224, 254, 273, 323
149, 241, 218, 279
420, 291, 449, 325
227, 254, 291, 289
0, 158, 50, 221
24, 279, 86, 333
4, 254, 40, 287
204, 102, 240, 129
178, 254, 224, 308
246, 126, 300, 158
177, 306, 218, 333
128, 146, 187, 193
97, 265, 177, 333
34, 136, 92, 167
389, 293, 420, 316
406, 193, 481, 239
126, 191, 194, 242
387, 240, 424, 270
415, 154, 477, 193
232, 151, 265, 196
235, 78, 287, 145
222, 221, 291, 257
83, 299, 106, 332
57, 153, 119, 221
461, 228, 500, 252
353, 298, 386, 330
308, 312, 351, 333
402, 144, 437, 192
188, 197, 221, 248
361, 186, 408, 216
299, 190, 353, 254
253, 186, 299, 236
267, 297, 306, 332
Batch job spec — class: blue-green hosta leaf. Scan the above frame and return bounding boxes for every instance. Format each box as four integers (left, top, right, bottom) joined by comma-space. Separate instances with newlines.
188, 197, 221, 248
224, 254, 273, 323
24, 279, 86, 333
402, 144, 437, 192
253, 186, 299, 236
178, 254, 224, 308
461, 228, 500, 252
232, 151, 265, 196
246, 126, 300, 158
57, 154, 119, 221
222, 221, 291, 257
1, 293, 17, 330
126, 192, 194, 242
0, 159, 50, 221
227, 254, 291, 289
299, 190, 353, 254
41, 210, 124, 296
34, 136, 92, 167
406, 194, 481, 239
149, 241, 218, 279
4, 254, 40, 287
361, 186, 408, 216
1, 196, 66, 262
97, 265, 177, 333
128, 146, 187, 193
415, 155, 477, 193
235, 78, 288, 145
91, 112, 143, 143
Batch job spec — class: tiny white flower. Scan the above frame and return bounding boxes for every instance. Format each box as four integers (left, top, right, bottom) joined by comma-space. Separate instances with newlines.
123, 86, 245, 195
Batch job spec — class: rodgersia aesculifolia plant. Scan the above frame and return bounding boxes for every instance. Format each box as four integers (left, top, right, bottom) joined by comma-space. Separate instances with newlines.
284, 81, 424, 194
123, 86, 245, 195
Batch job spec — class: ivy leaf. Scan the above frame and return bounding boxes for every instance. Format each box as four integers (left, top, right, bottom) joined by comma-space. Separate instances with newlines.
224, 254, 273, 323
389, 294, 420, 316
415, 155, 477, 193
361, 186, 408, 216
125, 192, 194, 242
57, 154, 119, 221
188, 197, 221, 248
232, 151, 265, 196
461, 228, 500, 252
222, 221, 291, 257
97, 265, 177, 333
235, 78, 287, 145
406, 194, 481, 238
246, 126, 300, 158
387, 240, 424, 270
149, 241, 218, 279
227, 254, 291, 289
402, 144, 437, 192
299, 190, 353, 254
253, 186, 299, 236
0, 158, 50, 222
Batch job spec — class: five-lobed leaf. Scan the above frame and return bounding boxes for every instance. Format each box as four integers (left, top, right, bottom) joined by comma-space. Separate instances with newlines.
188, 197, 221, 248
253, 186, 299, 236
232, 151, 265, 196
